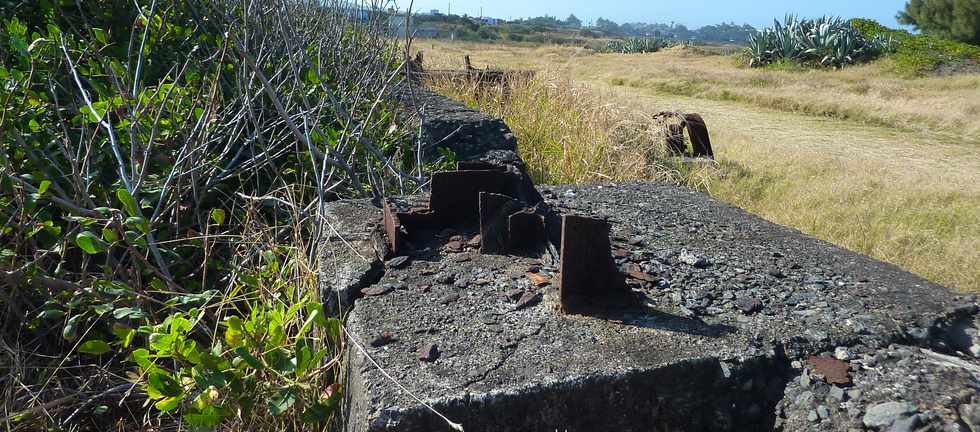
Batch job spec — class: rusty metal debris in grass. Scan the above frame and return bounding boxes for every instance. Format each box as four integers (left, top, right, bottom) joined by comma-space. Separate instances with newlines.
657, 111, 714, 158
409, 52, 535, 89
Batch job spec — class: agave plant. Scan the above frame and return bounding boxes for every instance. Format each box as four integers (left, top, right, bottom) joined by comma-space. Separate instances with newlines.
747, 15, 897, 68
600, 38, 669, 54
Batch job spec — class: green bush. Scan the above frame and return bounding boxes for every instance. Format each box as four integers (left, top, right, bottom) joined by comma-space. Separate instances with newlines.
1, 0, 414, 429
851, 18, 980, 75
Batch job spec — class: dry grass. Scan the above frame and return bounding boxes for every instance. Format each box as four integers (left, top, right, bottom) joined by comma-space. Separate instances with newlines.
419, 40, 980, 292
426, 73, 710, 187
419, 41, 980, 143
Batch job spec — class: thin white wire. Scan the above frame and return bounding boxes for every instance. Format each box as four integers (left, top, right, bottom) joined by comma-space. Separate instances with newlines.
343, 326, 464, 431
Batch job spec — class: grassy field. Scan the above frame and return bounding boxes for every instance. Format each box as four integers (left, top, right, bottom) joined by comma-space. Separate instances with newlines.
419, 40, 980, 292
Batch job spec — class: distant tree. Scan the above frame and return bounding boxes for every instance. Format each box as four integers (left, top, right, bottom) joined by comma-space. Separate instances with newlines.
564, 14, 582, 28
595, 17, 620, 33
898, 0, 980, 44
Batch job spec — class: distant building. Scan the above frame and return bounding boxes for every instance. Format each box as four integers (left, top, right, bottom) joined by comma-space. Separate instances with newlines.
390, 14, 440, 38
429, 9, 442, 16
479, 17, 501, 25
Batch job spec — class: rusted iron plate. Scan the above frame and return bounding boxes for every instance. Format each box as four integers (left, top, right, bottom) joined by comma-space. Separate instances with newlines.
665, 123, 686, 155
429, 170, 522, 223
684, 113, 714, 158
382, 201, 404, 257
479, 192, 524, 255
808, 356, 851, 386
655, 111, 714, 159
558, 215, 631, 314
508, 211, 546, 254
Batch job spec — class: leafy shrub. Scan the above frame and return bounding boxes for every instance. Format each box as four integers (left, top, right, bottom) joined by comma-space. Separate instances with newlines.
599, 38, 670, 54
1, 0, 415, 429
747, 15, 896, 68
851, 18, 980, 75
478, 26, 500, 40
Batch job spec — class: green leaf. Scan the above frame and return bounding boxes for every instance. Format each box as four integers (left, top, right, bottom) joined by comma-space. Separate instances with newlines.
36, 180, 50, 196
210, 208, 225, 225
149, 333, 176, 354
112, 323, 136, 348
92, 405, 109, 415
183, 407, 228, 428
267, 387, 296, 416
46, 23, 60, 38
297, 309, 318, 340
116, 188, 139, 217
92, 303, 114, 316
324, 317, 342, 341
75, 231, 108, 254
301, 403, 333, 424
113, 307, 145, 320
234, 347, 264, 370
102, 227, 119, 243
155, 395, 182, 412
63, 314, 82, 340
78, 339, 111, 355
131, 348, 152, 369
148, 371, 182, 397
92, 28, 108, 45
37, 309, 64, 320
125, 216, 150, 234
305, 302, 328, 327
295, 340, 313, 378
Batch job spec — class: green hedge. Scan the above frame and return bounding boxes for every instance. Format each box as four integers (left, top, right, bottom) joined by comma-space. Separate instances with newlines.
850, 18, 980, 75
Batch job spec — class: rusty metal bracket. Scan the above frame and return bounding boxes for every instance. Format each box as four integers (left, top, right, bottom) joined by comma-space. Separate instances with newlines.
479, 192, 525, 254
658, 112, 714, 158
478, 192, 548, 256
558, 215, 631, 314
382, 159, 544, 256
684, 113, 713, 158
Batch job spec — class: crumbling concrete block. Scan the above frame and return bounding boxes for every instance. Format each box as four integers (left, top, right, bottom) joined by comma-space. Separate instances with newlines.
335, 182, 977, 432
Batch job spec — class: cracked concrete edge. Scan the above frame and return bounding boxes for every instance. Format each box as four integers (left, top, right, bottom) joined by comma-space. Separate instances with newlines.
342, 347, 794, 432
341, 324, 980, 432
319, 199, 385, 316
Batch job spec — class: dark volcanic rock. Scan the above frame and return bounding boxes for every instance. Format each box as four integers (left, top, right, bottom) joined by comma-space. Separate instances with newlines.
736, 298, 764, 315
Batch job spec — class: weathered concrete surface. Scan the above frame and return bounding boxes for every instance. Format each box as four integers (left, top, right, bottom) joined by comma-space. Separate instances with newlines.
336, 182, 978, 432
397, 86, 517, 161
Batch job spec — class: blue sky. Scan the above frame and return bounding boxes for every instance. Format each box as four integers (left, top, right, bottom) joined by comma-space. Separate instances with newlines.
398, 0, 910, 29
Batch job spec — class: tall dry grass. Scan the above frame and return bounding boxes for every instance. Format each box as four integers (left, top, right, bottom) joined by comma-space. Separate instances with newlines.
419, 41, 980, 144
426, 73, 710, 187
